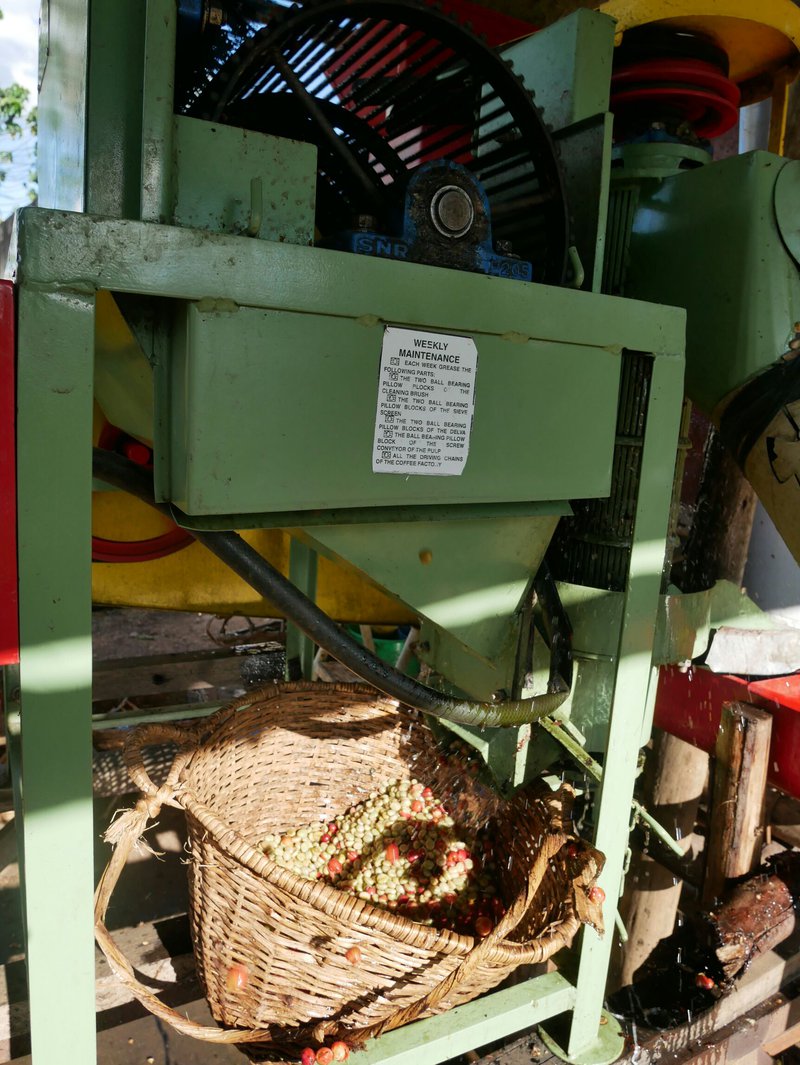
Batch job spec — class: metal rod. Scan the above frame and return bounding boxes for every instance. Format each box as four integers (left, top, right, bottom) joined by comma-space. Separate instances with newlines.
537, 718, 686, 859
326, 31, 449, 113
308, 21, 426, 102
92, 702, 224, 729
269, 48, 385, 212
379, 89, 502, 158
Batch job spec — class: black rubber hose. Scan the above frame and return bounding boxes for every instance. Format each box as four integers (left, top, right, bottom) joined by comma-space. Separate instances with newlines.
93, 449, 571, 727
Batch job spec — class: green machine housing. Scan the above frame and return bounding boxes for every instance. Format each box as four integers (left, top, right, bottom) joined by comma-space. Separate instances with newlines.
5, 3, 695, 1065
606, 142, 800, 564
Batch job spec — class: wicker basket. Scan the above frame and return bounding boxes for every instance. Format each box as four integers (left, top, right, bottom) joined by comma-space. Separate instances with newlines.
95, 682, 604, 1062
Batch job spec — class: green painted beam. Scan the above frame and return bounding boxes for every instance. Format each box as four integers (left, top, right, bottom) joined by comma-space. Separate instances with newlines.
140, 0, 177, 223
16, 284, 97, 1065
15, 208, 687, 358
86, 0, 146, 218
566, 352, 685, 1056
503, 9, 613, 132
37, 0, 89, 211
356, 971, 575, 1065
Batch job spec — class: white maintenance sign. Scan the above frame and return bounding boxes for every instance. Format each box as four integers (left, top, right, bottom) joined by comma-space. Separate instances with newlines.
372, 326, 478, 476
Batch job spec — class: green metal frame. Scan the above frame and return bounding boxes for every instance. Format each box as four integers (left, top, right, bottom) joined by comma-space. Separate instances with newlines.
14, 280, 97, 1063
10, 204, 685, 1065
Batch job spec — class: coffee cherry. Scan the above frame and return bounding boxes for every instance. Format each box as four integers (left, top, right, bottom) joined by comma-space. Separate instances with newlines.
225, 963, 248, 993
474, 916, 493, 938
258, 767, 509, 935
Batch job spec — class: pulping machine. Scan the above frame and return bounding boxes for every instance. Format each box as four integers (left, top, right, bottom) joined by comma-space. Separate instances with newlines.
2, 0, 800, 1061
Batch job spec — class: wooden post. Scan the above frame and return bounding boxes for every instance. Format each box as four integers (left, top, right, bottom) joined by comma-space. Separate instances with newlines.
702, 702, 773, 907
612, 730, 708, 989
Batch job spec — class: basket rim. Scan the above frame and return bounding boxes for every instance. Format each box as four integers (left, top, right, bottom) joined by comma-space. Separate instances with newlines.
174, 680, 582, 964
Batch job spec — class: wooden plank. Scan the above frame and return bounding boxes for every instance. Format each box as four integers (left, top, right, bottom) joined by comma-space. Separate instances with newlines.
358, 625, 376, 653
703, 703, 773, 906
659, 989, 800, 1065
0, 916, 199, 1061
763, 1015, 800, 1057
92, 642, 284, 702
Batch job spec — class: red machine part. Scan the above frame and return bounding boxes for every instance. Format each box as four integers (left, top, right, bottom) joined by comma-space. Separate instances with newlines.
434, 0, 535, 46
328, 1, 536, 168
655, 666, 800, 797
93, 422, 193, 563
91, 526, 194, 564
0, 280, 19, 665
611, 57, 741, 140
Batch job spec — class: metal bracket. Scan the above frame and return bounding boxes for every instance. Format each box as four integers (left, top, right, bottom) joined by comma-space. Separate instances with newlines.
538, 716, 685, 858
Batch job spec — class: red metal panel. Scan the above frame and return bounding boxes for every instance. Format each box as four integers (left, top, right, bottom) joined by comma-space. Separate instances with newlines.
0, 280, 19, 665
437, 0, 536, 45
655, 666, 800, 798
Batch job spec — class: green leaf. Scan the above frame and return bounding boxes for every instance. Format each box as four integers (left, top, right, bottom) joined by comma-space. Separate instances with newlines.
0, 78, 38, 201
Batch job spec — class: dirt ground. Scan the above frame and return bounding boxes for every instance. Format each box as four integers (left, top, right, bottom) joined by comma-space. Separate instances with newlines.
92, 606, 274, 659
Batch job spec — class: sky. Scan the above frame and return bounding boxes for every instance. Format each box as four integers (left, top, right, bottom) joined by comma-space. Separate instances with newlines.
0, 0, 38, 218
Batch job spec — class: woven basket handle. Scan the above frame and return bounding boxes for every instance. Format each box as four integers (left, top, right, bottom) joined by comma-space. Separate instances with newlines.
94, 721, 287, 1052
312, 830, 569, 1048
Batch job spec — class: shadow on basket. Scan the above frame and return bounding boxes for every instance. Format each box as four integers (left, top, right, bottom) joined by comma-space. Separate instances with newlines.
94, 682, 605, 1064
